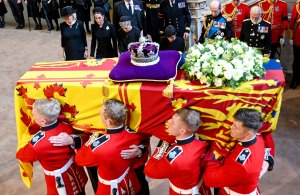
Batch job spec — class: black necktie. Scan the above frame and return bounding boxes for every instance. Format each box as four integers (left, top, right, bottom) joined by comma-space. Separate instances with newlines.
128, 3, 133, 15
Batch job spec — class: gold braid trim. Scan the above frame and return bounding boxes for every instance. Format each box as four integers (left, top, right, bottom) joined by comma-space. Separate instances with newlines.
204, 19, 214, 39
259, 1, 274, 23
222, 4, 238, 22
296, 1, 300, 23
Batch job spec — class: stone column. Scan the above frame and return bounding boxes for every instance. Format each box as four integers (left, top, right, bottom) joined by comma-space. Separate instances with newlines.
187, 0, 211, 48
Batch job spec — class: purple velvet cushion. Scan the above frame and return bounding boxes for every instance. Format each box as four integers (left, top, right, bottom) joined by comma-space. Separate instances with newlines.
109, 50, 181, 82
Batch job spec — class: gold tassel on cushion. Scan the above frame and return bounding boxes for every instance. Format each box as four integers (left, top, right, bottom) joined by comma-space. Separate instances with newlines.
102, 79, 112, 97
163, 79, 174, 98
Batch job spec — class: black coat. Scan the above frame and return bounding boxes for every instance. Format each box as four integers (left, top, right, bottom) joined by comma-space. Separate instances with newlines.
90, 21, 118, 58
240, 19, 272, 55
60, 20, 87, 60
0, 1, 7, 16
160, 36, 185, 52
113, 0, 147, 36
160, 0, 191, 38
117, 26, 140, 53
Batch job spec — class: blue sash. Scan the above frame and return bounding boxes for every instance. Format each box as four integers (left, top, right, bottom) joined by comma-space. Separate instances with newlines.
207, 17, 227, 38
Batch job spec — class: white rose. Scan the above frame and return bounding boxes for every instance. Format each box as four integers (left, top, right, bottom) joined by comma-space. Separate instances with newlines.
214, 78, 223, 87
202, 61, 210, 69
200, 53, 211, 62
191, 48, 201, 58
245, 74, 254, 81
216, 47, 224, 55
224, 70, 233, 80
196, 71, 203, 79
213, 65, 222, 76
232, 69, 243, 81
200, 75, 207, 84
197, 44, 204, 51
233, 44, 243, 54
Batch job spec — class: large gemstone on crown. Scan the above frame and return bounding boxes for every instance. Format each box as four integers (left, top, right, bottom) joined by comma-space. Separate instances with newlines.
128, 41, 160, 66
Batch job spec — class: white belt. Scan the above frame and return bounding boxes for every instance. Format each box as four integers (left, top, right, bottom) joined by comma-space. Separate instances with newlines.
224, 187, 258, 195
43, 156, 74, 195
169, 181, 200, 195
98, 166, 130, 195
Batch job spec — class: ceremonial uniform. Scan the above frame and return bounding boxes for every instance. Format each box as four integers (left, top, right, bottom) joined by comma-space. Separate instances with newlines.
145, 0, 160, 42
258, 0, 288, 58
289, 0, 300, 88
203, 135, 265, 195
144, 135, 208, 195
240, 18, 272, 55
113, 0, 147, 36
160, 0, 191, 39
16, 121, 88, 195
222, 2, 250, 38
75, 125, 145, 195
262, 132, 275, 171
199, 13, 232, 43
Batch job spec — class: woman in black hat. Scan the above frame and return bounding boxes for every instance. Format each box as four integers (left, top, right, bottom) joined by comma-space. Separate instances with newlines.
90, 7, 117, 59
60, 6, 88, 61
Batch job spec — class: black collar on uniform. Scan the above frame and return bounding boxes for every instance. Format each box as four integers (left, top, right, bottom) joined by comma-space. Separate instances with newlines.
41, 120, 59, 131
238, 136, 257, 146
213, 13, 223, 20
176, 134, 195, 145
106, 125, 124, 134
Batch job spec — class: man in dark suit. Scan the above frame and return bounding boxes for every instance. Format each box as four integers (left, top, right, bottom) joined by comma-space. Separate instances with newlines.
8, 0, 25, 29
160, 0, 191, 40
145, 0, 160, 42
113, 0, 147, 36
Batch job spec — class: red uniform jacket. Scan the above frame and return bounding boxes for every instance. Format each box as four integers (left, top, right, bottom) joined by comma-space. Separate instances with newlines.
75, 125, 144, 195
262, 132, 275, 171
222, 2, 250, 38
16, 121, 88, 195
259, 0, 288, 44
144, 135, 208, 195
203, 135, 265, 195
289, 1, 300, 46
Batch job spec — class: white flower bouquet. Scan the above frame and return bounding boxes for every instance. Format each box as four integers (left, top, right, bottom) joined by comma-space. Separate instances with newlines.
181, 37, 266, 88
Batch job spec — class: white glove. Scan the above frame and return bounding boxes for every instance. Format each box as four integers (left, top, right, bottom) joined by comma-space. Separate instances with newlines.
290, 40, 293, 45
259, 160, 270, 179
279, 38, 285, 45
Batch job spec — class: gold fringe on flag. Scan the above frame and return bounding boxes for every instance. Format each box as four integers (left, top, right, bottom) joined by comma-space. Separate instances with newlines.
102, 79, 112, 97
163, 79, 174, 98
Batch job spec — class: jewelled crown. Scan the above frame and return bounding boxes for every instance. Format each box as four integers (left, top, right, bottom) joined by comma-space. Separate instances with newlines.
128, 34, 160, 66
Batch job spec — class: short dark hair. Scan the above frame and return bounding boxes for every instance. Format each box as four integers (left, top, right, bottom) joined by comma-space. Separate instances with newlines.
175, 108, 201, 132
165, 25, 176, 37
93, 7, 105, 15
233, 108, 263, 132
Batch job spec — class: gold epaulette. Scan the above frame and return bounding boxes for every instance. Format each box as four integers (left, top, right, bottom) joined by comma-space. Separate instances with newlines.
259, 0, 268, 3
203, 13, 212, 17
264, 20, 271, 24
222, 1, 231, 6
243, 18, 250, 22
